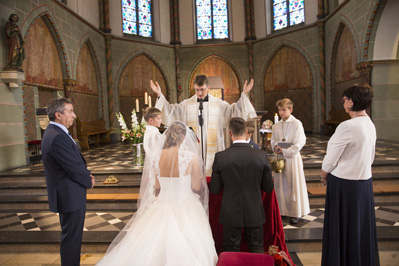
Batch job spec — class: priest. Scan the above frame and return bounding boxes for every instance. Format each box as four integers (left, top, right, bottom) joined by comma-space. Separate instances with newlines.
150, 75, 257, 176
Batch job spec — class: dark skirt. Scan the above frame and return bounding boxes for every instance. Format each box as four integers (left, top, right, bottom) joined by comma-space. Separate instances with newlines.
322, 174, 380, 266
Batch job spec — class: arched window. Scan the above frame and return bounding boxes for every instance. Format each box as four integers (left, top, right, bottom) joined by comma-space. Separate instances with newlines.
196, 0, 229, 41
122, 0, 152, 37
273, 0, 304, 31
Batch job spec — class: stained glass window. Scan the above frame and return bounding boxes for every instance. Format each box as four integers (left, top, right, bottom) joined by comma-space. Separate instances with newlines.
196, 0, 229, 41
122, 0, 152, 37
272, 0, 304, 31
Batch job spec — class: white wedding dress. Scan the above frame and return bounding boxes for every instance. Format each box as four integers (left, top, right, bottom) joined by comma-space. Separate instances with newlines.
97, 122, 218, 266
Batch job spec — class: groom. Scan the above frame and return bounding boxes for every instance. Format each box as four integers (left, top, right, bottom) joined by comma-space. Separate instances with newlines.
210, 117, 274, 253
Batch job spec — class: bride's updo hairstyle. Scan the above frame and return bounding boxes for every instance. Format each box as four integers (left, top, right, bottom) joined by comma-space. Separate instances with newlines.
163, 121, 187, 149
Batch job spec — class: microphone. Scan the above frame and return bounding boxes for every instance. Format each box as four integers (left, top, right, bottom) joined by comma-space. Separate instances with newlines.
199, 98, 203, 111
198, 98, 204, 127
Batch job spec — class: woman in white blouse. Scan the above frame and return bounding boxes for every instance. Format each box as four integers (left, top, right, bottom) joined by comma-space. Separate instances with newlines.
321, 84, 379, 266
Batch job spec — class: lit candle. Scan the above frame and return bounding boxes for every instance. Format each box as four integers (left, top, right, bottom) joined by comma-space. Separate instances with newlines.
136, 99, 139, 112
274, 113, 279, 124
148, 95, 152, 107
144, 92, 148, 105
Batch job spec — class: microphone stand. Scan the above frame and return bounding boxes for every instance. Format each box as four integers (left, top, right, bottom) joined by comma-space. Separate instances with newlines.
198, 98, 204, 161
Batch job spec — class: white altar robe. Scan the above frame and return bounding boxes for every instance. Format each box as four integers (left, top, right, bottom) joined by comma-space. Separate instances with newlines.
155, 92, 256, 176
143, 125, 164, 159
271, 115, 310, 218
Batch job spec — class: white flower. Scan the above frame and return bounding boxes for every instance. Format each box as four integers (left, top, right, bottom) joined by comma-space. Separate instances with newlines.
116, 112, 127, 130
131, 110, 139, 130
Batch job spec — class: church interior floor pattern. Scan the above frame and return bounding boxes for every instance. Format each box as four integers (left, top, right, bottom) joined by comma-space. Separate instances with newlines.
1, 134, 399, 265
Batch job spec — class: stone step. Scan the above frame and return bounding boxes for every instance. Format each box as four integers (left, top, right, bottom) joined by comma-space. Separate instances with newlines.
285, 227, 399, 252
308, 193, 399, 208
1, 227, 397, 253
0, 194, 139, 212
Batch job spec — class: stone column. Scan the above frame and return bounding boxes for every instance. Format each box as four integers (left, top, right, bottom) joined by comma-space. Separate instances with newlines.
356, 61, 373, 117
99, 0, 112, 33
63, 79, 78, 138
244, 0, 256, 41
63, 79, 77, 99
175, 46, 182, 102
105, 35, 115, 132
244, 0, 256, 106
246, 41, 255, 106
317, 20, 326, 131
356, 61, 373, 85
170, 0, 181, 45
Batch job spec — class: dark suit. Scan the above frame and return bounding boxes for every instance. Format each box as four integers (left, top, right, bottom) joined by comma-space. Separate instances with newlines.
249, 138, 260, 150
42, 123, 92, 266
210, 142, 274, 253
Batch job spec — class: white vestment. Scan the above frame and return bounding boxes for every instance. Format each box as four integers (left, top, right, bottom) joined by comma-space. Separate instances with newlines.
143, 125, 163, 159
155, 92, 256, 175
271, 115, 310, 218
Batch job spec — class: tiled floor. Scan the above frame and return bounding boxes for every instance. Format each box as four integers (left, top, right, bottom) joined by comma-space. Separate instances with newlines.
2, 134, 399, 176
1, 205, 399, 233
1, 134, 398, 265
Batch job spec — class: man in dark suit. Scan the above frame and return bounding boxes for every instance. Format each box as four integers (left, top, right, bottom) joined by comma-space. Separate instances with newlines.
41, 98, 94, 266
210, 117, 274, 253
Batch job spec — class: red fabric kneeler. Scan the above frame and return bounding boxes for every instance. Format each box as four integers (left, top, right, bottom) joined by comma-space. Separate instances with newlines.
216, 252, 274, 266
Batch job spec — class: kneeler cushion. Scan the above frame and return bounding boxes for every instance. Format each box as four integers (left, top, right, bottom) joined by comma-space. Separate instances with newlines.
216, 252, 274, 266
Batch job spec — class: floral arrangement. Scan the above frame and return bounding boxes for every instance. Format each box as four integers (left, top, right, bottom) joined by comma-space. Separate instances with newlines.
262, 119, 274, 130
116, 110, 146, 144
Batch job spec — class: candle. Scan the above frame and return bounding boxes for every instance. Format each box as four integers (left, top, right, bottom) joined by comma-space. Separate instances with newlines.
148, 95, 152, 107
144, 92, 148, 105
136, 99, 139, 112
274, 113, 279, 124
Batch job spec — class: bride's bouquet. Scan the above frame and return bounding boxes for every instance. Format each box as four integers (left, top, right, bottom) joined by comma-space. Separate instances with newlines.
116, 110, 146, 144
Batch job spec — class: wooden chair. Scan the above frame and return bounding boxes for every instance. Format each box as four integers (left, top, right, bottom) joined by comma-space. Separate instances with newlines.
76, 118, 111, 149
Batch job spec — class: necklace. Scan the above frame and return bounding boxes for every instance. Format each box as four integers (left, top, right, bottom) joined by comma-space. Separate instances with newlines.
282, 121, 289, 141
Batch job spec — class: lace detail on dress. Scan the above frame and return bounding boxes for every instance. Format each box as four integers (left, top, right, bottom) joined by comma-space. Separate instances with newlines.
178, 137, 194, 176
154, 152, 161, 178
178, 150, 193, 177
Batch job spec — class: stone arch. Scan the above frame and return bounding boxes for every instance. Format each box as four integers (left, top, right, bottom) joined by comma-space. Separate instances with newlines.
21, 6, 70, 79
185, 51, 245, 101
362, 0, 384, 61
20, 6, 71, 159
329, 18, 361, 111
258, 40, 317, 132
73, 34, 106, 120
115, 48, 172, 103
258, 40, 317, 102
363, 0, 398, 60
115, 49, 171, 120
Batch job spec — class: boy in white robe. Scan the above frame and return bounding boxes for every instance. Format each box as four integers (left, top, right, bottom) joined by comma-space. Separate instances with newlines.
271, 98, 310, 224
143, 107, 163, 157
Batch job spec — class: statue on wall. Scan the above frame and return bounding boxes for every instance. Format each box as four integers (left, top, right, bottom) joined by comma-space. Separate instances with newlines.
5, 14, 25, 71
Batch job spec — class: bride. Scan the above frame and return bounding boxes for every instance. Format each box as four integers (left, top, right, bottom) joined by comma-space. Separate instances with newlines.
96, 121, 218, 266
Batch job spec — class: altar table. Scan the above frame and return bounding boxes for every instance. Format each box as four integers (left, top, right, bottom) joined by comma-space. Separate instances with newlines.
207, 180, 294, 265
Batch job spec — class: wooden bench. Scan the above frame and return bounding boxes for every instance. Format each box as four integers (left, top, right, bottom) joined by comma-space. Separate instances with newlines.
76, 118, 111, 149
324, 109, 350, 135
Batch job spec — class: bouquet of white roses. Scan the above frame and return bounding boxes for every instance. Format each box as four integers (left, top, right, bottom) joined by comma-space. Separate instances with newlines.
116, 110, 146, 144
